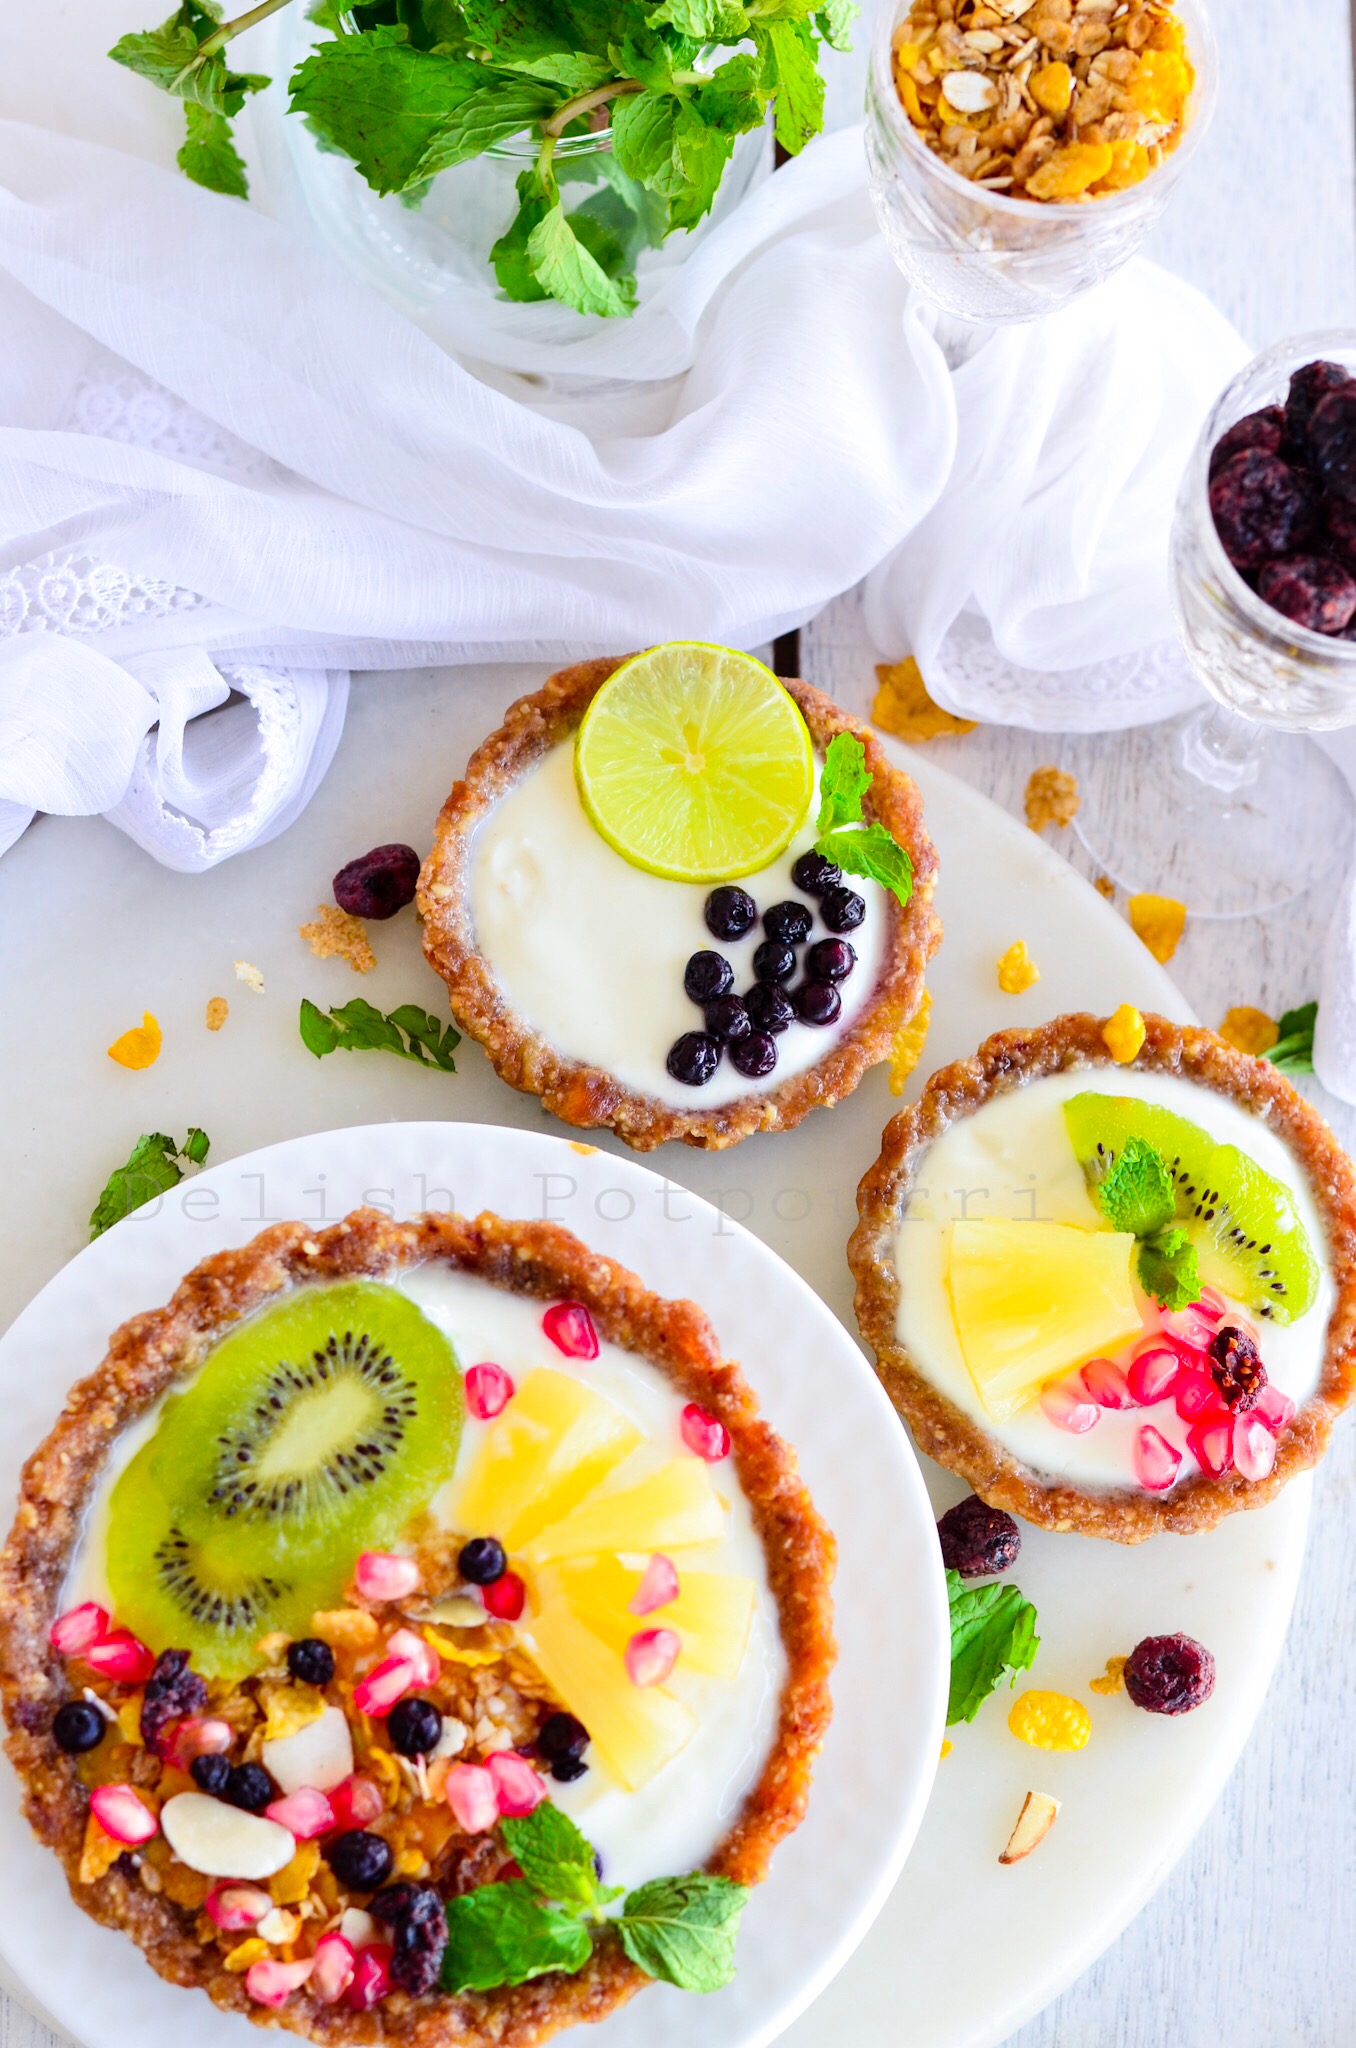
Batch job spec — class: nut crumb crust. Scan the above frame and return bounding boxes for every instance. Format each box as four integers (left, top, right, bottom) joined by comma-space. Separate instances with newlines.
0, 1209, 836, 2046
849, 1012, 1356, 1541
417, 658, 941, 1151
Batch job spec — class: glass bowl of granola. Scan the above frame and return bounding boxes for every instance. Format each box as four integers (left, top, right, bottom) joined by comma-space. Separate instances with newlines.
865, 0, 1217, 327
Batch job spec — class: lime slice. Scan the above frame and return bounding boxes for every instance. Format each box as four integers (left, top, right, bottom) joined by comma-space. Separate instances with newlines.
574, 643, 815, 883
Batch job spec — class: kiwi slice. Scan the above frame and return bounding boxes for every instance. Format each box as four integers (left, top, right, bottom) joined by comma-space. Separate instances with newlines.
1064, 1093, 1320, 1323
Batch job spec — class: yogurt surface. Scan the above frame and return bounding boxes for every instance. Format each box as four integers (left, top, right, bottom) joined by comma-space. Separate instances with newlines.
894, 1068, 1333, 1490
469, 740, 891, 1111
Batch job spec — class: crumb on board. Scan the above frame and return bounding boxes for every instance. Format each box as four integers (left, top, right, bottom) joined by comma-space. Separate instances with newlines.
1089, 1655, 1128, 1697
299, 903, 376, 975
1094, 875, 1116, 900
1025, 766, 1079, 833
205, 996, 229, 1032
234, 960, 265, 994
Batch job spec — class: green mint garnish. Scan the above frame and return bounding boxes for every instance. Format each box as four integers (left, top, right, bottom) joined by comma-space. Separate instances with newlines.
1267, 1001, 1317, 1074
89, 1128, 211, 1240
299, 997, 460, 1071
813, 732, 914, 909
440, 1880, 593, 1993
614, 1873, 749, 1993
946, 1568, 1040, 1727
501, 1803, 621, 1914
1135, 1226, 1201, 1315
1094, 1135, 1176, 1239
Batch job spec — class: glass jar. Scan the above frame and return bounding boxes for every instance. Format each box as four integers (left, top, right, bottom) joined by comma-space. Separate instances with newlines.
864, 0, 1217, 326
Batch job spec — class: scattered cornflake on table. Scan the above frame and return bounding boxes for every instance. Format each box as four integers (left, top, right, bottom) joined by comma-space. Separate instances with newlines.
569, 1142, 599, 1156
997, 941, 1040, 995
1102, 1004, 1146, 1063
889, 987, 933, 1095
1090, 1655, 1128, 1697
205, 996, 229, 1032
299, 903, 376, 975
872, 658, 977, 742
1218, 1005, 1280, 1057
234, 960, 266, 993
1128, 892, 1187, 963
1094, 875, 1116, 901
106, 1012, 162, 1070
939, 1738, 953, 1762
1025, 765, 1079, 833
999, 1791, 1061, 1866
1008, 1690, 1091, 1752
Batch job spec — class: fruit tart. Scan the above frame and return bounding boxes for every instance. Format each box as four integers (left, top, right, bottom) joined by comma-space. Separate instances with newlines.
419, 645, 940, 1150
849, 1013, 1356, 1540
0, 1209, 834, 2045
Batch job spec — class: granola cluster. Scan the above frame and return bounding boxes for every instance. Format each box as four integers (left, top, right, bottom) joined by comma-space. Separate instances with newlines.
890, 0, 1195, 202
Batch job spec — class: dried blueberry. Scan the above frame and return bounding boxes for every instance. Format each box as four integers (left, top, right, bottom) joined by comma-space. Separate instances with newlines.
459, 1536, 507, 1586
1285, 359, 1353, 452
704, 886, 757, 941
538, 1712, 589, 1766
52, 1700, 106, 1755
936, 1495, 1021, 1579
821, 885, 866, 933
1207, 1325, 1268, 1411
328, 1830, 395, 1890
730, 1031, 778, 1079
667, 1031, 721, 1086
1123, 1632, 1216, 1715
140, 1648, 207, 1754
388, 1886, 448, 1995
791, 851, 841, 895
763, 900, 813, 946
704, 994, 751, 1044
388, 1696, 443, 1758
1256, 554, 1356, 634
332, 843, 421, 921
806, 938, 856, 982
550, 1754, 589, 1784
1208, 450, 1313, 570
794, 979, 842, 1026
223, 1762, 275, 1813
1311, 383, 1356, 505
1208, 405, 1285, 479
745, 983, 795, 1035
752, 940, 796, 984
287, 1637, 335, 1687
191, 1752, 232, 1796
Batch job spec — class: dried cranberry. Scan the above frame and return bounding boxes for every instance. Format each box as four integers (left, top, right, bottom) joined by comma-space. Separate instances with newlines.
1208, 406, 1285, 479
1256, 554, 1356, 634
1208, 451, 1313, 570
1323, 493, 1356, 570
1285, 360, 1353, 453
936, 1495, 1021, 1578
371, 1881, 447, 1995
1310, 384, 1356, 505
1207, 1325, 1268, 1411
332, 843, 421, 920
1123, 1632, 1216, 1715
140, 1648, 207, 1754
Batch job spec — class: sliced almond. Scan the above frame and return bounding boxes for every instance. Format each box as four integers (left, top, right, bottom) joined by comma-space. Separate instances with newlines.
261, 1704, 354, 1796
999, 1790, 1061, 1864
160, 1794, 297, 1881
416, 1594, 489, 1629
940, 69, 1000, 111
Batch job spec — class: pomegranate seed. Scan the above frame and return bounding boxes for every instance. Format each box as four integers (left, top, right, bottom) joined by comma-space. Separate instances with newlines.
499, 1859, 525, 1882
445, 1762, 499, 1833
1039, 1381, 1100, 1433
625, 1627, 681, 1688
354, 1552, 421, 1602
1127, 1346, 1180, 1407
1253, 1383, 1297, 1434
205, 1883, 271, 1932
1234, 1413, 1278, 1482
1080, 1358, 1135, 1409
49, 1603, 110, 1657
246, 1958, 315, 2008
90, 1782, 158, 1846
164, 1717, 234, 1771
1133, 1424, 1183, 1492
310, 1932, 356, 2004
629, 1555, 680, 1616
83, 1630, 156, 1683
482, 1571, 525, 1622
329, 1773, 384, 1830
345, 1944, 393, 2013
352, 1656, 416, 1718
385, 1628, 440, 1687
1174, 1370, 1230, 1424
680, 1403, 731, 1462
487, 1751, 548, 1817
1196, 1286, 1229, 1323
265, 1786, 335, 1839
1187, 1417, 1234, 1478
466, 1363, 515, 1420
542, 1302, 599, 1360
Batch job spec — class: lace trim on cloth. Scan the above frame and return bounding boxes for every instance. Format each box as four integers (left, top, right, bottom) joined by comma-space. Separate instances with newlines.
0, 552, 209, 639
931, 610, 1200, 733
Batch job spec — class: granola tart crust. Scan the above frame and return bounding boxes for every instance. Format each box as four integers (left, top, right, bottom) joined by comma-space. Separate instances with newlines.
848, 1012, 1356, 1542
0, 1209, 836, 2048
417, 658, 941, 1151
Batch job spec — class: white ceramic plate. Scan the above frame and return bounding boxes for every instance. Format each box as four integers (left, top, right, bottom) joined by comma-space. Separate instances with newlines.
0, 1121, 949, 2048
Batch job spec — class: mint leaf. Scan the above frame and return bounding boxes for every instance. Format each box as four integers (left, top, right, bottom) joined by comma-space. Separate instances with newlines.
816, 823, 913, 908
492, 163, 556, 299
439, 1880, 592, 1992
299, 996, 459, 1070
756, 19, 824, 155
501, 1802, 619, 1912
110, 3, 267, 125
1267, 1000, 1317, 1074
815, 0, 858, 51
611, 90, 734, 232
526, 203, 637, 316
648, 0, 749, 38
814, 730, 872, 834
89, 1129, 212, 1240
1137, 1226, 1201, 1314
177, 103, 248, 195
946, 1569, 1039, 1726
1093, 1134, 1176, 1239
287, 33, 511, 192
616, 1874, 748, 1992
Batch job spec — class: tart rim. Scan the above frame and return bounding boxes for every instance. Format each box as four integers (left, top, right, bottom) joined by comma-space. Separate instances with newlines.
417, 656, 941, 1152
0, 1207, 836, 2048
848, 1012, 1356, 1542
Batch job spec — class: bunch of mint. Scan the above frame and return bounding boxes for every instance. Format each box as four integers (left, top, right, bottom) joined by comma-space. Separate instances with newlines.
110, 0, 856, 315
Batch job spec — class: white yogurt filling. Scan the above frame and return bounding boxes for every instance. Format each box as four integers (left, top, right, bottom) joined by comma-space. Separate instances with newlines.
893, 1068, 1334, 1491
468, 739, 891, 1111
66, 1264, 786, 1894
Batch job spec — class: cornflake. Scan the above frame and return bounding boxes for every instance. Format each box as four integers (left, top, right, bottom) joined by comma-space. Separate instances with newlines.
872, 658, 977, 742
1218, 1006, 1280, 1058
1025, 765, 1079, 832
205, 996, 229, 1031
997, 940, 1040, 994
1094, 875, 1116, 900
107, 1011, 162, 1071
1089, 1654, 1128, 1696
1008, 1689, 1092, 1751
889, 988, 934, 1095
299, 903, 376, 975
1102, 1003, 1146, 1063
1128, 892, 1186, 964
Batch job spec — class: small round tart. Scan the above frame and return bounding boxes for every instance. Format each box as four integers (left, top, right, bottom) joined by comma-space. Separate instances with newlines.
849, 1014, 1356, 1541
0, 1210, 834, 2048
419, 657, 940, 1150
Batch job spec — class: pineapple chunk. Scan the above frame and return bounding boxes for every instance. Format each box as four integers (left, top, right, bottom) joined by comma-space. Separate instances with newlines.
947, 1220, 1142, 1421
555, 1557, 755, 1680
453, 1369, 642, 1551
524, 1459, 724, 1565
523, 1585, 695, 1789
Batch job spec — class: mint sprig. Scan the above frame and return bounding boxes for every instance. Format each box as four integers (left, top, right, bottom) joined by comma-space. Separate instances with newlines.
1267, 1001, 1317, 1074
813, 732, 914, 909
946, 1568, 1039, 1726
1088, 1134, 1202, 1311
89, 1128, 211, 1240
1135, 1225, 1200, 1314
299, 996, 460, 1071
